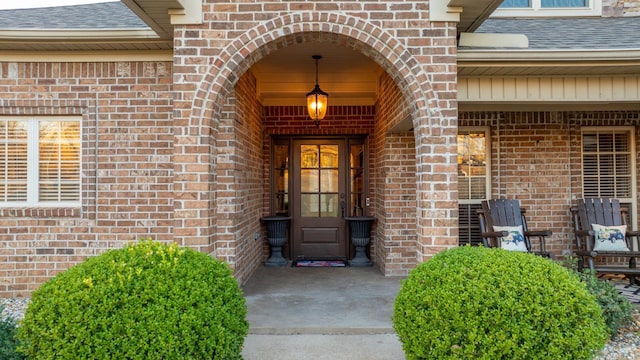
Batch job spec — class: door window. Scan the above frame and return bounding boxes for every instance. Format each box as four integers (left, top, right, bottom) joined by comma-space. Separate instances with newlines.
300, 144, 339, 217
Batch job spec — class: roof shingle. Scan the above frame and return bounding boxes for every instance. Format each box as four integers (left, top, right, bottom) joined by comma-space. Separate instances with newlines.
475, 18, 640, 50
0, 2, 147, 30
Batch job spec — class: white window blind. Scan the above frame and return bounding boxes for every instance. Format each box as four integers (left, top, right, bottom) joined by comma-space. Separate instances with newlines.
0, 117, 81, 207
0, 121, 28, 202
582, 130, 632, 200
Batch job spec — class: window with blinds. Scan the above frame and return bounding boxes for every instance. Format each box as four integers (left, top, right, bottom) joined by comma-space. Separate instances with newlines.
582, 129, 633, 201
0, 117, 81, 207
582, 127, 637, 230
458, 128, 490, 246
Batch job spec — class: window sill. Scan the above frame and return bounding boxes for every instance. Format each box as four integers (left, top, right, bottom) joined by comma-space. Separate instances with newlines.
0, 207, 80, 218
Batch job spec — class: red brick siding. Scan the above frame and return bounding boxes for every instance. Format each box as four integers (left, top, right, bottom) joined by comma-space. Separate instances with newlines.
0, 61, 173, 297
263, 106, 375, 136
373, 71, 418, 275
221, 70, 265, 284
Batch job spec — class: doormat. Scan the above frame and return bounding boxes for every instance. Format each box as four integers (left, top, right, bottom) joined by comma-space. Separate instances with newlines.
292, 259, 347, 267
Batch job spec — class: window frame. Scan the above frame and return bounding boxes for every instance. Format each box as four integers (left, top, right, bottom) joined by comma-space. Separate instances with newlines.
580, 126, 637, 231
0, 116, 82, 208
458, 127, 491, 246
458, 126, 492, 205
492, 0, 602, 17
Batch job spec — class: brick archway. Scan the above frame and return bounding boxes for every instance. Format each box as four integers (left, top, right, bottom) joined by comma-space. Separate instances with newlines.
176, 11, 458, 273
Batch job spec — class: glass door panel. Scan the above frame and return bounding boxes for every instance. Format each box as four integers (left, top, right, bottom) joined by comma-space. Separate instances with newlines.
274, 144, 289, 216
300, 144, 340, 218
349, 142, 365, 216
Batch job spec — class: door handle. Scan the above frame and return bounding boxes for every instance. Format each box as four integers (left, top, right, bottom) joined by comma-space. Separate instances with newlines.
340, 200, 345, 218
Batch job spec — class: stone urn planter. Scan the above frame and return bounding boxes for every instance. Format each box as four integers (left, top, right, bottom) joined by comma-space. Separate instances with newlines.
261, 216, 291, 267
344, 216, 376, 267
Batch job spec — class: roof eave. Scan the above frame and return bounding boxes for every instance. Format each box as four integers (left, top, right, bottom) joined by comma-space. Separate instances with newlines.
0, 29, 160, 40
458, 49, 640, 62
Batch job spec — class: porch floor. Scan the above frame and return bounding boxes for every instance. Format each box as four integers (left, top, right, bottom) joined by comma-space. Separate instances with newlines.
241, 266, 406, 360
240, 265, 640, 360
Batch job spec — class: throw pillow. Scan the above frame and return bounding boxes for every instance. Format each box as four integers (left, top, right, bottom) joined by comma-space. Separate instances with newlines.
591, 224, 629, 252
493, 225, 528, 252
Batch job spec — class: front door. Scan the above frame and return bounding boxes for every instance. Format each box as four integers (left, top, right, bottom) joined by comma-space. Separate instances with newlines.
291, 139, 347, 259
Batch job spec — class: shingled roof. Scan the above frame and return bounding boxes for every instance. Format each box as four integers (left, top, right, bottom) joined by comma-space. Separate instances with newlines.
1, 2, 638, 52
476, 18, 640, 50
0, 1, 147, 30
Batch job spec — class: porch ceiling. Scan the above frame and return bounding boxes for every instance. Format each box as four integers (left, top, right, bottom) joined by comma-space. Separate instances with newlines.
250, 43, 383, 107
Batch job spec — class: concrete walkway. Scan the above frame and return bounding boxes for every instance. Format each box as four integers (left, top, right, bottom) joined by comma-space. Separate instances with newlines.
241, 266, 406, 360
240, 266, 640, 360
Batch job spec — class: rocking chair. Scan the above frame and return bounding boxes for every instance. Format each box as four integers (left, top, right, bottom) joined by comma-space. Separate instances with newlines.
571, 198, 640, 281
477, 199, 552, 257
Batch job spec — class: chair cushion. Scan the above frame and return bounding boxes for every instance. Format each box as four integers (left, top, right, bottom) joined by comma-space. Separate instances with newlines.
493, 225, 527, 252
591, 224, 629, 252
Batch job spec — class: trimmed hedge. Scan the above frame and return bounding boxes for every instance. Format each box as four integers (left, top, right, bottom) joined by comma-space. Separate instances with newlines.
576, 269, 633, 336
17, 239, 248, 359
0, 308, 25, 360
393, 246, 609, 360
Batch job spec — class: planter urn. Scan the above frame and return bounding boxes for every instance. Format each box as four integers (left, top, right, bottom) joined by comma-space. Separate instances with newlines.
344, 216, 376, 267
261, 216, 291, 267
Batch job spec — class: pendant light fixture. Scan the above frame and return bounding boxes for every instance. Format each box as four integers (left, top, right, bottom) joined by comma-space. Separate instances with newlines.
306, 55, 328, 127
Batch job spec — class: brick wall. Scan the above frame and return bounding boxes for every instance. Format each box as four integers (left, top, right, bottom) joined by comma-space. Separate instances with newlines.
223, 70, 265, 284
372, 71, 418, 275
0, 61, 173, 297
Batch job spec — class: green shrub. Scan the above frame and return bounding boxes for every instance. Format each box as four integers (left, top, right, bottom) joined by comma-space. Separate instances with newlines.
393, 246, 609, 360
17, 239, 248, 359
576, 270, 633, 336
560, 256, 634, 336
0, 307, 25, 360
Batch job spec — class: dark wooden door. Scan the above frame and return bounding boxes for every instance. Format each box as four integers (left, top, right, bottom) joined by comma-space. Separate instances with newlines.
291, 139, 347, 259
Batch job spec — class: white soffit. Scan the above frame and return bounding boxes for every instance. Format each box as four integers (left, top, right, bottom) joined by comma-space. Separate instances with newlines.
0, 29, 158, 40
458, 49, 640, 77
